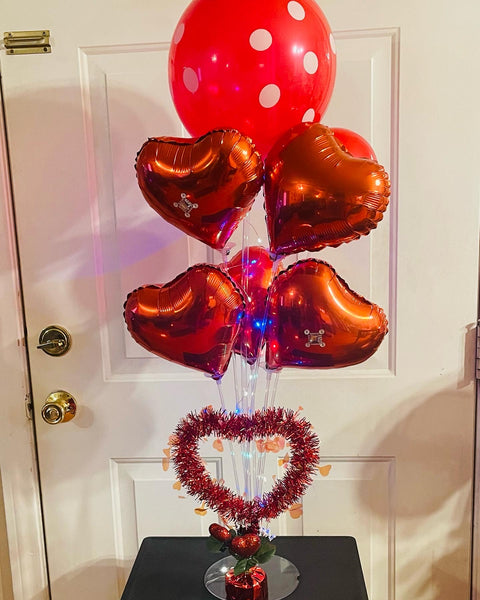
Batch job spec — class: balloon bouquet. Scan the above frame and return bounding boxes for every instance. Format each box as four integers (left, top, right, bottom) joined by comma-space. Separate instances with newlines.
124, 0, 390, 597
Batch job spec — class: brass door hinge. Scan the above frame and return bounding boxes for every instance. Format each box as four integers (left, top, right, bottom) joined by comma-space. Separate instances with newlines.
4, 30, 51, 55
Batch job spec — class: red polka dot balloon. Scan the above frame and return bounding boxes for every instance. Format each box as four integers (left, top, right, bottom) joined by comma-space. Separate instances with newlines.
169, 0, 336, 157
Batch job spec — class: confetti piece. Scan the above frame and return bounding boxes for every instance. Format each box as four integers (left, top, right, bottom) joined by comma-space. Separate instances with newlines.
278, 452, 290, 467
288, 503, 303, 519
194, 502, 207, 516
266, 438, 280, 452
256, 439, 266, 453
265, 436, 286, 452
213, 438, 224, 452
318, 464, 332, 477
173, 481, 181, 490
178, 496, 186, 500
162, 457, 170, 471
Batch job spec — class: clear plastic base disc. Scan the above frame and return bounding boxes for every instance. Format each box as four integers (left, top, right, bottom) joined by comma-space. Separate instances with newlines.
204, 555, 300, 600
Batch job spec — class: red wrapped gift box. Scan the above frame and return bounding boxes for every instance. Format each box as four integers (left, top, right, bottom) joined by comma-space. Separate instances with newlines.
225, 567, 268, 600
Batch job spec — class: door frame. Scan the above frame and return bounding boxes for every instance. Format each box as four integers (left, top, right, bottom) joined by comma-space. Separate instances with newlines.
0, 79, 48, 600
473, 373, 480, 600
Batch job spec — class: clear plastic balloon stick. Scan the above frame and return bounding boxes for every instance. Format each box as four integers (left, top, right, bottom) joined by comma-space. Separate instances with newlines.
220, 247, 229, 266
254, 371, 273, 498
246, 257, 282, 410
240, 219, 250, 414
248, 362, 260, 496
216, 380, 241, 495
239, 218, 254, 500
248, 362, 258, 415
267, 370, 280, 408
216, 377, 227, 411
240, 355, 253, 499
232, 353, 241, 413
255, 369, 281, 497
262, 370, 273, 409
242, 440, 252, 501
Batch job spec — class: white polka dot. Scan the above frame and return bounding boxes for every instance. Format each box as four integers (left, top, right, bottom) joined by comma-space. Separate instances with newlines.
259, 84, 281, 108
172, 22, 185, 44
183, 67, 199, 93
330, 33, 336, 54
288, 1, 305, 20
302, 108, 315, 122
249, 29, 273, 51
303, 51, 318, 74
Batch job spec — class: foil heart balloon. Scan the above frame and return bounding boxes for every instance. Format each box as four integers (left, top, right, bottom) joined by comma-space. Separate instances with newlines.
226, 246, 277, 364
331, 127, 377, 161
135, 129, 263, 250
265, 123, 390, 256
266, 260, 388, 370
172, 406, 319, 528
124, 265, 245, 379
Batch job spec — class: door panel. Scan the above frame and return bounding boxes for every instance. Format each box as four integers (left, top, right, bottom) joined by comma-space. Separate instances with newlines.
1, 1, 479, 599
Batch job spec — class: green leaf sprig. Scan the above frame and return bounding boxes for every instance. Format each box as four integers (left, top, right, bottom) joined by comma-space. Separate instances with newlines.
231, 538, 276, 575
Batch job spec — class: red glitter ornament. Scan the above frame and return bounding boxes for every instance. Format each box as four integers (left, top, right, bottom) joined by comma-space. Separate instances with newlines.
171, 407, 319, 528
209, 523, 233, 543
231, 534, 262, 558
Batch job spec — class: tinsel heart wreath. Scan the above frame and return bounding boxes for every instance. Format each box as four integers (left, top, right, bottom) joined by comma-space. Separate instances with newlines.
171, 406, 320, 529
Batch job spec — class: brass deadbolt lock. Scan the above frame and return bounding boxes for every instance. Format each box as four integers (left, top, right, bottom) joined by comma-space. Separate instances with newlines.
37, 325, 72, 356
41, 391, 76, 424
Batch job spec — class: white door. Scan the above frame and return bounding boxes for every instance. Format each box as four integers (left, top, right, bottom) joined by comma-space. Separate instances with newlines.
1, 1, 479, 599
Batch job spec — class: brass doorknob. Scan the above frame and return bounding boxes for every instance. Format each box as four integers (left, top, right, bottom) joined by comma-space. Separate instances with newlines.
41, 391, 76, 424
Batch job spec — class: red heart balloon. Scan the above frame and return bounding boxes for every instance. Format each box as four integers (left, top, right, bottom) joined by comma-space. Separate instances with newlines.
135, 129, 264, 250
226, 246, 277, 364
331, 127, 377, 161
172, 406, 319, 528
124, 265, 245, 379
265, 123, 390, 256
266, 259, 388, 370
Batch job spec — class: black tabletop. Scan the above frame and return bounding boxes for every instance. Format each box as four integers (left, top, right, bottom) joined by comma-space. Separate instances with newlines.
120, 536, 368, 600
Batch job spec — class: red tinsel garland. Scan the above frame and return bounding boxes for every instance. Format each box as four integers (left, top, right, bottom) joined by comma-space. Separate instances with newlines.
171, 406, 319, 529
